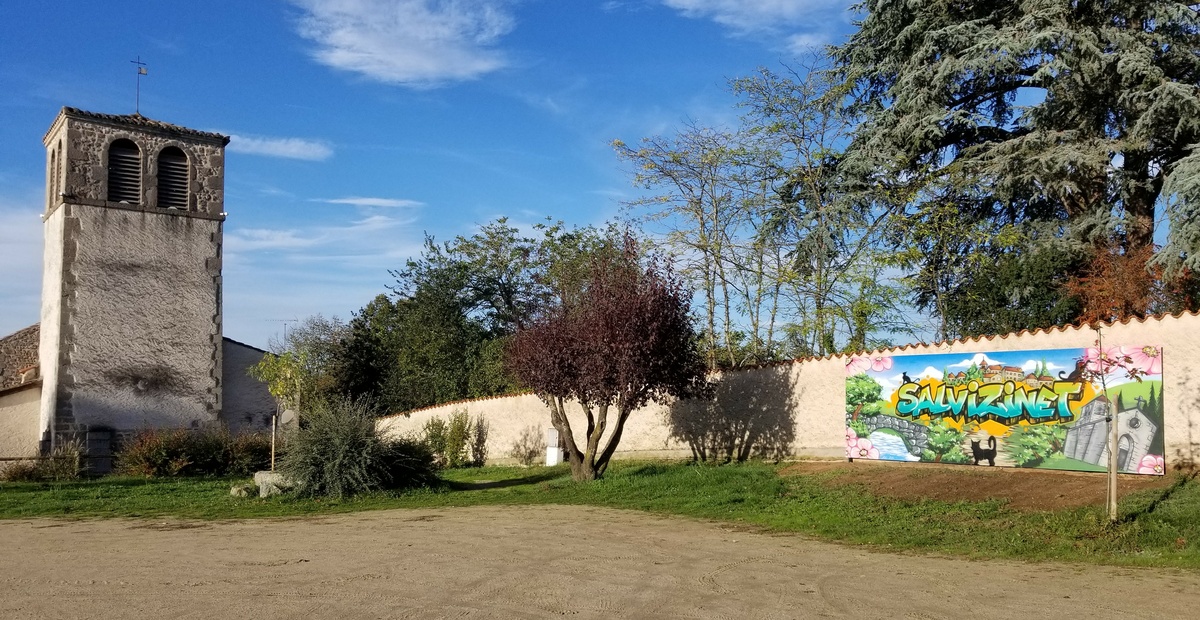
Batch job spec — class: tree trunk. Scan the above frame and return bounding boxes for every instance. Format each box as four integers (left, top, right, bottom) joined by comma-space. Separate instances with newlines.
594, 399, 638, 478
547, 396, 586, 480
1121, 151, 1161, 277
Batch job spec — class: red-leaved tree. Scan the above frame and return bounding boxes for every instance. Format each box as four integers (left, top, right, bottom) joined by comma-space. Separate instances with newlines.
506, 236, 706, 481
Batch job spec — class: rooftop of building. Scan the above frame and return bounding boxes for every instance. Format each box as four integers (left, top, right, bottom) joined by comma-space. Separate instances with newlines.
0, 324, 39, 392
48, 107, 231, 146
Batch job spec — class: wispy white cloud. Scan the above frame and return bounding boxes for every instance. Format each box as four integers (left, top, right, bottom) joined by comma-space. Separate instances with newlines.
222, 211, 425, 345
225, 228, 322, 252
600, 1, 649, 13
224, 213, 414, 256
289, 0, 516, 88
320, 196, 425, 208
226, 133, 334, 160
786, 31, 833, 53
661, 0, 848, 33
346, 214, 412, 232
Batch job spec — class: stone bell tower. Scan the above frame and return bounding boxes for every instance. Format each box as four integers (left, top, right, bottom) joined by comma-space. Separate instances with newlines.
38, 108, 230, 450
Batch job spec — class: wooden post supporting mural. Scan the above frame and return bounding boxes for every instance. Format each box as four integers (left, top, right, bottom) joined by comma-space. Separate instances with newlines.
1107, 395, 1119, 521
1096, 327, 1119, 523
270, 410, 278, 472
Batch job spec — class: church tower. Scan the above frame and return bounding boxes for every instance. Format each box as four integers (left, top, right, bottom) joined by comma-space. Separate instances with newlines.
38, 108, 230, 451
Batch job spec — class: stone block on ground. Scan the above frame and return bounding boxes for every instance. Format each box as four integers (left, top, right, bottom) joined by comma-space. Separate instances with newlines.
229, 484, 256, 497
253, 471, 295, 498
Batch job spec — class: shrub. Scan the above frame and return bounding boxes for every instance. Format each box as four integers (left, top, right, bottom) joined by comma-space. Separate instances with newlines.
229, 433, 273, 476
281, 397, 438, 498
470, 415, 489, 466
446, 410, 472, 468
0, 441, 84, 482
40, 440, 85, 480
115, 428, 273, 477
509, 426, 546, 467
116, 429, 193, 477
422, 409, 488, 468
0, 461, 43, 482
423, 417, 449, 467
377, 436, 440, 490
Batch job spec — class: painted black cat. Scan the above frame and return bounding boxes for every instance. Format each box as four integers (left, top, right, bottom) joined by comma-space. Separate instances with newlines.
971, 436, 997, 466
1059, 359, 1086, 382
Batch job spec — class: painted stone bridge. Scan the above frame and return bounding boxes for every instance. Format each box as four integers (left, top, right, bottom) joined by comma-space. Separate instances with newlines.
861, 415, 929, 457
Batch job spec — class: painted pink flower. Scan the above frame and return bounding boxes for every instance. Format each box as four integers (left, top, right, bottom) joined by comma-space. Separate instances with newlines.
846, 426, 858, 448
870, 355, 893, 373
845, 356, 872, 375
848, 437, 880, 460
1084, 346, 1122, 374
1122, 345, 1162, 376
1138, 454, 1165, 476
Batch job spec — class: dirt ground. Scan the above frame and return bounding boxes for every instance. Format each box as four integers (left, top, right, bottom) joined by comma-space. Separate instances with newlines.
2, 505, 1199, 619
780, 459, 1180, 511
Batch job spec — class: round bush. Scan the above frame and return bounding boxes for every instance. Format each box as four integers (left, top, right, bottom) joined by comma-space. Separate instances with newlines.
280, 398, 438, 498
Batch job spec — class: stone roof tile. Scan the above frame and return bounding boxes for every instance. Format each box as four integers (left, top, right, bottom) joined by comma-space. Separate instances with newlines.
0, 324, 39, 391
55, 107, 230, 145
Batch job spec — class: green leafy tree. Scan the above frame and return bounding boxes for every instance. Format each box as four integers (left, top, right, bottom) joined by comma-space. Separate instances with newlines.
335, 291, 511, 415
392, 218, 609, 336
337, 219, 612, 415
846, 373, 883, 420
248, 351, 303, 412
250, 315, 347, 412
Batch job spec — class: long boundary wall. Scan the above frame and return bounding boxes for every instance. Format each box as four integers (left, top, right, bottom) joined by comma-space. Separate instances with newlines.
378, 312, 1200, 469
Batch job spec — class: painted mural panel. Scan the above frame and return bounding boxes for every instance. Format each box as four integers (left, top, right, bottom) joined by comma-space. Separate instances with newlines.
844, 346, 1165, 475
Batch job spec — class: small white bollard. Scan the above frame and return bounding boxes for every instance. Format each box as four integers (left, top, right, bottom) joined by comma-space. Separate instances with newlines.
546, 427, 561, 466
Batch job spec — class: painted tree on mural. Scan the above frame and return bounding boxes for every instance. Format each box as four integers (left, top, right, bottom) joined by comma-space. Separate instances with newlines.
845, 373, 883, 421
1004, 425, 1068, 468
922, 420, 970, 464
506, 234, 707, 481
835, 0, 1200, 337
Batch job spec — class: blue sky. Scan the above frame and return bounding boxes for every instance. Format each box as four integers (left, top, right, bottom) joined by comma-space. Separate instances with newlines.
0, 1, 856, 348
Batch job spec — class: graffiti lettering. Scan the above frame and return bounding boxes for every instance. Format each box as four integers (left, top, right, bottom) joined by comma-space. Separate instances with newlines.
895, 380, 1083, 424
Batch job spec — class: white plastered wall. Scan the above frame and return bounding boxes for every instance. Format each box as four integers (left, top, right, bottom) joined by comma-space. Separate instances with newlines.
0, 385, 42, 458
379, 312, 1200, 468
38, 207, 65, 444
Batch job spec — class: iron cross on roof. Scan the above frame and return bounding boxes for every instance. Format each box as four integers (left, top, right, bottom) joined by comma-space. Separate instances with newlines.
130, 57, 148, 115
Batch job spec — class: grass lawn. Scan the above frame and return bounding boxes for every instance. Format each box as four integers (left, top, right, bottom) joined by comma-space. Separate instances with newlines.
1, 461, 1197, 568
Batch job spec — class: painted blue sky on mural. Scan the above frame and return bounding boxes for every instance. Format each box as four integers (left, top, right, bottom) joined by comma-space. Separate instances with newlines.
857, 348, 1161, 393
